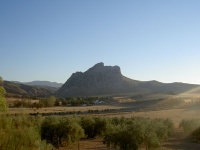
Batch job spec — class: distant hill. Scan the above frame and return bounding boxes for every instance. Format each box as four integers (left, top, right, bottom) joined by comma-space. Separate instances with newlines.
56, 62, 200, 97
13, 81, 63, 91
24, 81, 63, 88
3, 81, 54, 97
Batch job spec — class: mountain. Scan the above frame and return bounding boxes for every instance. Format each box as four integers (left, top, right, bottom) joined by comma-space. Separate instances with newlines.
24, 81, 63, 88
14, 81, 63, 89
3, 81, 54, 97
57, 62, 200, 97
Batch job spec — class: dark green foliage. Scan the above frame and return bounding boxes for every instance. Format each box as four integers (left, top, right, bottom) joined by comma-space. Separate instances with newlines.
40, 96, 56, 107
41, 116, 84, 147
80, 116, 108, 138
80, 116, 96, 138
103, 117, 174, 150
0, 77, 8, 112
192, 127, 200, 143
0, 112, 174, 150
60, 96, 108, 106
0, 115, 52, 150
179, 119, 200, 134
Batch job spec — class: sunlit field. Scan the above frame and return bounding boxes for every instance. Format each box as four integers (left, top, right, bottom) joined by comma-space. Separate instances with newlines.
3, 91, 200, 150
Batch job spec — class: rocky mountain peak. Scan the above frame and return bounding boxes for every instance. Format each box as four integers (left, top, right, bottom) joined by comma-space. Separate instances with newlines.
85, 62, 121, 75
56, 63, 124, 96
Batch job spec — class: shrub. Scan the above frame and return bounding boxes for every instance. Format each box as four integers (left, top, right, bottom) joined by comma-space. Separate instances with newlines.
0, 77, 7, 112
80, 116, 96, 138
192, 127, 200, 143
41, 116, 84, 147
0, 115, 52, 150
103, 117, 174, 150
39, 96, 56, 107
179, 119, 200, 134
80, 116, 109, 138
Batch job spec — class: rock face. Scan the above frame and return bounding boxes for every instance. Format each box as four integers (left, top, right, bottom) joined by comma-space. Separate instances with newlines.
57, 62, 129, 96
56, 62, 199, 97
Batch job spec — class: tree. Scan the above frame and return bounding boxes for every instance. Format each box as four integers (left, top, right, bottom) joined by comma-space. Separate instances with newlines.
0, 77, 7, 112
48, 96, 56, 107
41, 116, 84, 148
40, 96, 56, 107
179, 119, 200, 134
192, 127, 200, 142
103, 117, 174, 150
0, 114, 52, 150
80, 117, 96, 138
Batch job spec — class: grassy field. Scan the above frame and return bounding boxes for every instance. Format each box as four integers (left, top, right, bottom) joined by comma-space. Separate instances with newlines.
6, 105, 123, 114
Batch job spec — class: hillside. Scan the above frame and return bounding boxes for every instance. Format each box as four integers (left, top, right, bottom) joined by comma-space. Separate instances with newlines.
3, 81, 54, 97
14, 80, 63, 89
24, 81, 63, 88
57, 62, 199, 97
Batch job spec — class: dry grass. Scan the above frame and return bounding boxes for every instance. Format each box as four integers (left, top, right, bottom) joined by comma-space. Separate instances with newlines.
7, 105, 123, 114
59, 138, 109, 150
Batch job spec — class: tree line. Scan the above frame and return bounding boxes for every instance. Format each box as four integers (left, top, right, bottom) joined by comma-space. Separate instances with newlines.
11, 96, 110, 108
40, 116, 175, 150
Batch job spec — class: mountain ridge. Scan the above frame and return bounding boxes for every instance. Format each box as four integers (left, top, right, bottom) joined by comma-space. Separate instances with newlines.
13, 80, 63, 89
56, 63, 200, 97
3, 81, 54, 97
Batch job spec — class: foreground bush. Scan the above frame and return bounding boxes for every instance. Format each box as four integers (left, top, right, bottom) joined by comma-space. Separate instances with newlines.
104, 117, 174, 150
80, 116, 108, 138
0, 77, 7, 112
41, 116, 84, 147
179, 119, 200, 134
192, 127, 200, 143
0, 115, 52, 150
0, 114, 174, 150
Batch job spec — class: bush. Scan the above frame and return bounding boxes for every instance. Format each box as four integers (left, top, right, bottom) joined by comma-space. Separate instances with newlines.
80, 116, 109, 138
192, 127, 200, 143
0, 77, 7, 112
103, 117, 174, 150
179, 119, 200, 134
0, 114, 174, 150
0, 115, 52, 150
39, 96, 56, 107
41, 116, 84, 147
80, 116, 96, 138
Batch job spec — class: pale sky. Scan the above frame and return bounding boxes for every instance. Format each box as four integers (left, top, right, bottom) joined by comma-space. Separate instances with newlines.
1, 0, 200, 84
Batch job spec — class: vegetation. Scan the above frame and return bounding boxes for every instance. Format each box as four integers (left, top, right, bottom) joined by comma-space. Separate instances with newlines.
60, 96, 108, 106
41, 116, 84, 147
179, 119, 200, 143
179, 119, 200, 134
0, 77, 8, 112
80, 116, 108, 138
192, 127, 200, 143
103, 117, 174, 150
11, 96, 56, 108
0, 115, 52, 150
0, 114, 175, 150
10, 96, 109, 109
39, 96, 56, 107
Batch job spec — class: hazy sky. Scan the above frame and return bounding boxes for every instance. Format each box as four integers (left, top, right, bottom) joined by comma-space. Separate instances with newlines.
1, 0, 200, 84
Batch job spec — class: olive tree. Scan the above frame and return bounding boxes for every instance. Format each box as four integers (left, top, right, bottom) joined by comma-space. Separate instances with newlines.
41, 116, 84, 148
40, 96, 56, 107
103, 117, 174, 150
